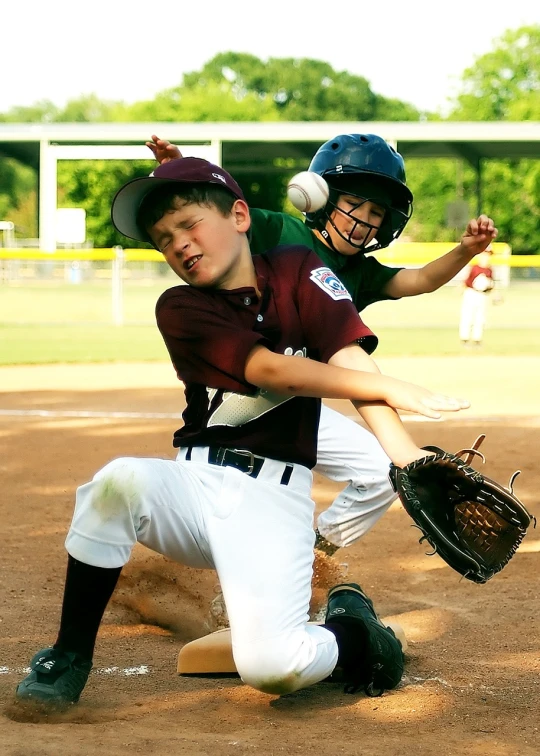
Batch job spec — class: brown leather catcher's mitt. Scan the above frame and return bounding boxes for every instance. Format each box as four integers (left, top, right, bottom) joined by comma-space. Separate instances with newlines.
389, 435, 535, 584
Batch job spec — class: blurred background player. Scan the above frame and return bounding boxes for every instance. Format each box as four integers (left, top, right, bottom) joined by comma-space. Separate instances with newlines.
147, 133, 497, 555
459, 244, 495, 347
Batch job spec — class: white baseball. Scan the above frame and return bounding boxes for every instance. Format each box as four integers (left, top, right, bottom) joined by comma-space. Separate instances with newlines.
287, 172, 329, 213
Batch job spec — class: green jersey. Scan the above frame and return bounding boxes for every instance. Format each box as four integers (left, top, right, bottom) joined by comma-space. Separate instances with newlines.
249, 207, 401, 312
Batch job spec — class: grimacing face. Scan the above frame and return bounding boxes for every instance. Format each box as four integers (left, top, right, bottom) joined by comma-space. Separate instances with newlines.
148, 198, 252, 289
323, 194, 386, 256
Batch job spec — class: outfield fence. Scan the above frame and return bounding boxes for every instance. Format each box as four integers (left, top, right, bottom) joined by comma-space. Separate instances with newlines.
0, 243, 538, 328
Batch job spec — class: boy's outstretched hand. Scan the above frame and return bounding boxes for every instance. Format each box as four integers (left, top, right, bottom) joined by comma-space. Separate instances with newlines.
146, 135, 183, 164
381, 376, 470, 420
461, 214, 498, 256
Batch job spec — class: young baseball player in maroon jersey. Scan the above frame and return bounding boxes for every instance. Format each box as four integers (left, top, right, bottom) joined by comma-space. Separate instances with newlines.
148, 135, 498, 557
459, 245, 495, 346
16, 158, 469, 707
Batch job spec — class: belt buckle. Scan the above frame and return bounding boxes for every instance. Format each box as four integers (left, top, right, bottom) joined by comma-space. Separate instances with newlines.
231, 448, 256, 475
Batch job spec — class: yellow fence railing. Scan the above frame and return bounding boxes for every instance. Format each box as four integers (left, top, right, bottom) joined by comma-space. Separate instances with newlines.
0, 242, 538, 267
0, 248, 163, 263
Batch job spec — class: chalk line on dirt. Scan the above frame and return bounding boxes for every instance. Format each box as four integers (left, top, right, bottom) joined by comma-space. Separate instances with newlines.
0, 665, 150, 676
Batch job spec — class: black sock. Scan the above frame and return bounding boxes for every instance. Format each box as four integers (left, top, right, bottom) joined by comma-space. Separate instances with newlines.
54, 555, 122, 661
323, 621, 364, 667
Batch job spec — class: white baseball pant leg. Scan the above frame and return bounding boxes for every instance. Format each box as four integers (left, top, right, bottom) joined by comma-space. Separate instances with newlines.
314, 404, 396, 548
460, 288, 487, 342
65, 450, 338, 695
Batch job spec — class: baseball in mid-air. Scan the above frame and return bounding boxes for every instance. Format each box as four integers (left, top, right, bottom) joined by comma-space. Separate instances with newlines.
287, 172, 329, 213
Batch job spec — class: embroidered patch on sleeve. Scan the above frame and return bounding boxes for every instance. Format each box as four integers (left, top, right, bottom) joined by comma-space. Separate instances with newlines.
309, 267, 352, 301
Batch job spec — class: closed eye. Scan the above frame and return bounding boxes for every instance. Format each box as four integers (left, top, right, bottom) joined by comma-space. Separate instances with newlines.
181, 216, 202, 230
342, 196, 386, 219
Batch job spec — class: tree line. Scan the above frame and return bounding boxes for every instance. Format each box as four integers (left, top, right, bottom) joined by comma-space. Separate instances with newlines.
1, 25, 538, 252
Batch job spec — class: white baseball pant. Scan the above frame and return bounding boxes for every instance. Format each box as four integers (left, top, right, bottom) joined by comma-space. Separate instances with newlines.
459, 288, 488, 342
315, 405, 396, 548
65, 448, 339, 695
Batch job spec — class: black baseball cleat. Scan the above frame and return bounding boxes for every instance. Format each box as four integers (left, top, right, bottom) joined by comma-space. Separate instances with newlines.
16, 647, 92, 707
325, 583, 404, 696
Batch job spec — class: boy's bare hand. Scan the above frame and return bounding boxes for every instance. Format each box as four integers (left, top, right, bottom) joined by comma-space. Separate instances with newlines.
461, 214, 498, 256
383, 378, 470, 420
145, 135, 183, 164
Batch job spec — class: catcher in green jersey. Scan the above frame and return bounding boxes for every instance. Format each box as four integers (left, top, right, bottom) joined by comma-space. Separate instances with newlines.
147, 133, 497, 556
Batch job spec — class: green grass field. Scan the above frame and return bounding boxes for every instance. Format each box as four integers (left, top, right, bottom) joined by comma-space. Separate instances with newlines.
1, 281, 538, 365
0, 279, 172, 325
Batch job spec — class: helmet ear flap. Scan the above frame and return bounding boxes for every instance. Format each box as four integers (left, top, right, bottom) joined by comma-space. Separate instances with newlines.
376, 207, 410, 248
374, 219, 393, 248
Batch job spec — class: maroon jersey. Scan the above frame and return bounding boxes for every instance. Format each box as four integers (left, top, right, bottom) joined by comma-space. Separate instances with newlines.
465, 265, 494, 291
156, 245, 377, 469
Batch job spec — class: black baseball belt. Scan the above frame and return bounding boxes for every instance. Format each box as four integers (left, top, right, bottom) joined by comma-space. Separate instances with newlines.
184, 446, 294, 486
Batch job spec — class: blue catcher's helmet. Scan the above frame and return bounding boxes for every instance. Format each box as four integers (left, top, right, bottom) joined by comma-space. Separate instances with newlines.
306, 133, 413, 253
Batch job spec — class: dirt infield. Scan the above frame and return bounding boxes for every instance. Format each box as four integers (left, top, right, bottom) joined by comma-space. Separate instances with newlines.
1, 361, 539, 756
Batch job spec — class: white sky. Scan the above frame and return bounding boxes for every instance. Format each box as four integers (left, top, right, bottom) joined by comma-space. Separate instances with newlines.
2, 0, 538, 116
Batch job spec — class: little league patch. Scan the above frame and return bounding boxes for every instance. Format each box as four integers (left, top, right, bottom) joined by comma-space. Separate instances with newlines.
309, 267, 352, 301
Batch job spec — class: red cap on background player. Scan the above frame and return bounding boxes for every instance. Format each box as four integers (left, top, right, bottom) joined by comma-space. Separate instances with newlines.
111, 157, 246, 242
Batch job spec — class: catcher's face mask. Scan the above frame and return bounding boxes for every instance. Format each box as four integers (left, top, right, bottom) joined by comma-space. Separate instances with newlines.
320, 182, 389, 255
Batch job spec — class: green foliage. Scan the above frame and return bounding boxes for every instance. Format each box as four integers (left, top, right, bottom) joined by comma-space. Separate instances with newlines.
406, 155, 540, 253
415, 25, 540, 252
119, 52, 420, 123
2, 100, 61, 123
123, 80, 280, 122
56, 94, 122, 122
405, 159, 477, 243
0, 158, 36, 232
2, 95, 122, 123
480, 160, 540, 253
449, 25, 540, 120
181, 53, 381, 121
57, 160, 155, 248
373, 96, 420, 121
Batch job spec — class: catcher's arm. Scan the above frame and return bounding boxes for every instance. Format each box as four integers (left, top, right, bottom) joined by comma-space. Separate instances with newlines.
383, 215, 497, 297
146, 135, 183, 164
